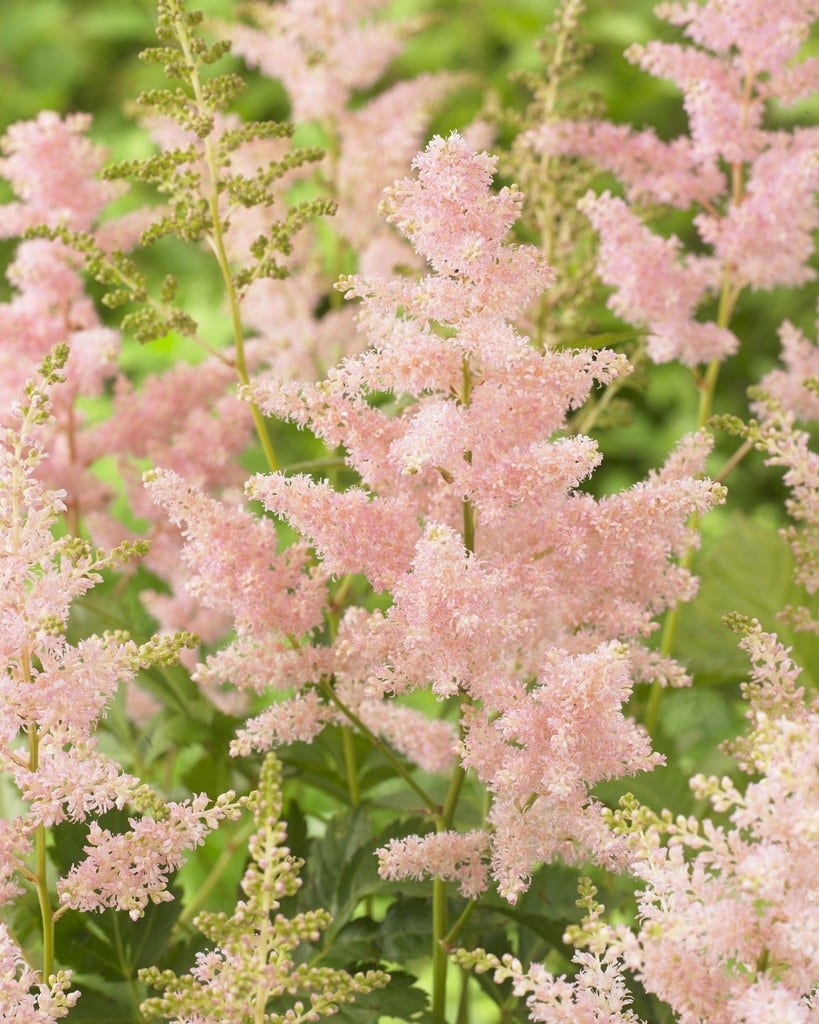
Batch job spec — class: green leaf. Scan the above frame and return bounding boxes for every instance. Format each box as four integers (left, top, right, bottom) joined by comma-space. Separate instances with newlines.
335, 971, 428, 1024
380, 897, 432, 961
58, 977, 137, 1022
302, 806, 372, 918
517, 861, 584, 924
320, 917, 382, 968
674, 512, 819, 686
332, 818, 434, 930
57, 892, 184, 979
658, 687, 742, 779
481, 904, 567, 954
303, 812, 431, 939
279, 742, 353, 805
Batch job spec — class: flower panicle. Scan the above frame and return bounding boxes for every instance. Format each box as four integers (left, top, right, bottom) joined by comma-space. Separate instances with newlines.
101, 0, 332, 297
139, 754, 389, 1023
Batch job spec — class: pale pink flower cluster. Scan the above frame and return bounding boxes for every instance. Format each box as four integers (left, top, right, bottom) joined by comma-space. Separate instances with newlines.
0, 111, 121, 236
576, 192, 734, 365
459, 946, 643, 1024
0, 113, 131, 534
0, 355, 239, 963
378, 830, 489, 899
0, 923, 79, 1024
739, 399, 819, 633
157, 132, 726, 901
144, 468, 327, 638
527, 0, 819, 365
58, 792, 240, 922
113, 6, 461, 652
462, 624, 819, 1024
228, 0, 405, 123
356, 701, 457, 774
0, 112, 264, 665
333, 74, 466, 255
598, 624, 819, 1024
759, 317, 819, 423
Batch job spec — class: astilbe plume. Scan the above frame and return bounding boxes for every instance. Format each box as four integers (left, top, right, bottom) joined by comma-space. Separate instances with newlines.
0, 112, 134, 534
46, 0, 460, 658
0, 35, 264, 700
0, 348, 241, 1016
139, 753, 388, 1024
591, 619, 819, 1024
459, 620, 819, 1024
53, 0, 336, 645
527, 0, 819, 367
758, 313, 819, 423
0, 921, 79, 1024
227, 0, 406, 124
155, 132, 726, 902
455, 942, 642, 1024
0, 111, 121, 238
753, 410, 819, 604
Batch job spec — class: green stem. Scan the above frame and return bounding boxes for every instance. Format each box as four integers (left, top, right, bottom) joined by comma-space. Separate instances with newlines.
441, 765, 466, 829
317, 678, 438, 815
455, 966, 471, 1024
251, 821, 280, 1024
323, 580, 362, 809
715, 437, 753, 485
442, 900, 477, 948
432, 876, 449, 1022
431, 356, 479, 1022
342, 727, 360, 808
327, 574, 355, 625
462, 498, 475, 556
697, 356, 722, 426
284, 455, 348, 474
573, 340, 645, 435
461, 356, 476, 557
644, 542, 697, 732
431, 756, 468, 1022
112, 914, 145, 1020
176, 19, 279, 474
645, 260, 739, 734
29, 724, 54, 980
34, 826, 54, 979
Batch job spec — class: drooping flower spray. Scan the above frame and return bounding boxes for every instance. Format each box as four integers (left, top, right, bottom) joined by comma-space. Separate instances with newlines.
464, 618, 819, 1024
528, 0, 819, 728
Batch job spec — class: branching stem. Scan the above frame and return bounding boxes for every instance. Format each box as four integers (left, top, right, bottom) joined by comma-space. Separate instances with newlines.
317, 677, 439, 816
175, 17, 279, 473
